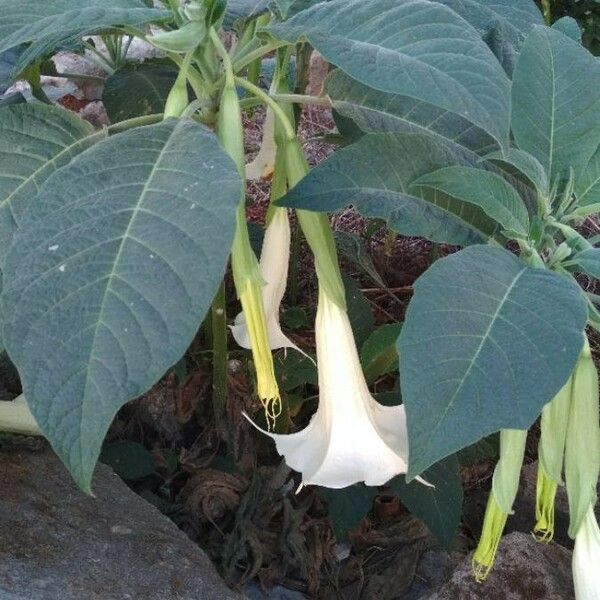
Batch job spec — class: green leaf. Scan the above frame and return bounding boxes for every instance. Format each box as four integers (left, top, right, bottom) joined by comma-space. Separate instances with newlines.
0, 104, 105, 263
400, 245, 588, 479
326, 70, 497, 157
280, 306, 309, 330
483, 148, 549, 196
0, 0, 168, 56
431, 0, 543, 74
360, 323, 402, 384
343, 273, 374, 348
224, 0, 269, 27
334, 230, 386, 288
0, 46, 26, 93
321, 484, 376, 538
552, 16, 582, 43
274, 350, 317, 391
511, 26, 600, 186
266, 0, 511, 146
576, 145, 600, 207
280, 132, 502, 246
568, 248, 600, 279
103, 60, 179, 123
273, 0, 327, 20
388, 454, 463, 549
1, 119, 242, 491
411, 166, 529, 238
100, 440, 155, 480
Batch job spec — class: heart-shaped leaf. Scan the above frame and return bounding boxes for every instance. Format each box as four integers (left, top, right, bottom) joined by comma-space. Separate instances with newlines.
0, 104, 105, 263
400, 245, 588, 479
266, 0, 510, 146
511, 26, 600, 186
279, 132, 502, 246
1, 119, 242, 491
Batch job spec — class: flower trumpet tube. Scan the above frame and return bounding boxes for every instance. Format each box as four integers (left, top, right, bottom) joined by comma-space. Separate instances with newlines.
573, 505, 600, 600
565, 338, 600, 539
0, 395, 41, 436
230, 206, 305, 355
215, 42, 281, 426
534, 376, 573, 541
245, 108, 276, 181
472, 428, 527, 582
247, 287, 419, 488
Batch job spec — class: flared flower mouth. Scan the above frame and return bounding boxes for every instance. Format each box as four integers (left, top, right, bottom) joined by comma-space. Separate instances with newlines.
573, 506, 600, 600
231, 207, 306, 356
246, 288, 421, 489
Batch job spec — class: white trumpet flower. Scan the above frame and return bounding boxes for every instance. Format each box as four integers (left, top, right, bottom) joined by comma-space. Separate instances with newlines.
573, 505, 600, 600
248, 289, 418, 489
231, 207, 303, 354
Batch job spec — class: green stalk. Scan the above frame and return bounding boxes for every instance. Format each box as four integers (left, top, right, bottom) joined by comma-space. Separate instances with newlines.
210, 281, 227, 434
211, 28, 282, 428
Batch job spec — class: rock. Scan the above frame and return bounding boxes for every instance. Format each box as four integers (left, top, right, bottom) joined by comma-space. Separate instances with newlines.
79, 100, 110, 128
428, 532, 574, 600
53, 52, 106, 100
0, 437, 243, 600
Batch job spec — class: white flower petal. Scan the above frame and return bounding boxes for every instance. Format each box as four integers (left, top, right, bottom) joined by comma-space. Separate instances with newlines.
231, 208, 304, 354
573, 505, 600, 600
249, 289, 416, 489
245, 108, 276, 181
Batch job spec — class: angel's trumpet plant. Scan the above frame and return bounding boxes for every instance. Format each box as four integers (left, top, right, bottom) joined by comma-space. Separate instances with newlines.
472, 429, 527, 582
214, 31, 281, 427
573, 506, 600, 600
251, 287, 415, 488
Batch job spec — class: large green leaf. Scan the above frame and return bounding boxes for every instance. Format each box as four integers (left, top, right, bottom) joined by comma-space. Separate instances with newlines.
0, 0, 168, 56
432, 0, 543, 74
511, 26, 600, 187
321, 484, 376, 538
399, 245, 588, 479
325, 70, 497, 157
279, 132, 502, 246
0, 104, 105, 262
103, 61, 179, 123
266, 0, 511, 146
389, 454, 463, 549
411, 166, 529, 238
576, 145, 600, 207
1, 119, 242, 490
483, 148, 549, 195
273, 0, 327, 19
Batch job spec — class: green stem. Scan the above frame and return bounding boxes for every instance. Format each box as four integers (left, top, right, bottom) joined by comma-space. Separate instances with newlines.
541, 0, 552, 25
211, 281, 228, 434
233, 41, 284, 74
107, 113, 163, 133
271, 93, 330, 107
234, 76, 296, 141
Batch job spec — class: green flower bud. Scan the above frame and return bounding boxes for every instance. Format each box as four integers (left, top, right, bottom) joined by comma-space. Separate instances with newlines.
148, 20, 207, 53
565, 339, 600, 539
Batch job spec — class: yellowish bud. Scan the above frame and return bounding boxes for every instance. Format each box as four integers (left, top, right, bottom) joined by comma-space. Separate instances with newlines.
534, 463, 557, 542
472, 494, 508, 582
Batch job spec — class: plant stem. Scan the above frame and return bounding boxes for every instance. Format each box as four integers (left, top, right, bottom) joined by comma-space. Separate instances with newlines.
107, 113, 163, 133
271, 93, 330, 107
233, 41, 284, 74
211, 281, 228, 434
233, 76, 296, 140
541, 0, 552, 24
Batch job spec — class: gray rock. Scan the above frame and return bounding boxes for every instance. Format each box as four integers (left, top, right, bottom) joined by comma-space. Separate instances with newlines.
428, 532, 574, 600
0, 437, 243, 600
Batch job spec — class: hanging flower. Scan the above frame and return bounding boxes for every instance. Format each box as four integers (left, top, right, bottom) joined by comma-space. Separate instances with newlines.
247, 288, 421, 489
0, 395, 41, 436
231, 207, 304, 355
246, 108, 276, 181
573, 505, 600, 600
